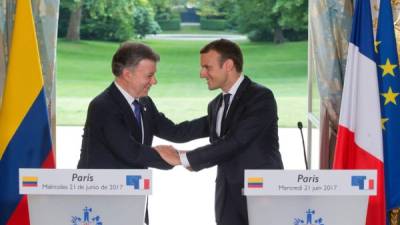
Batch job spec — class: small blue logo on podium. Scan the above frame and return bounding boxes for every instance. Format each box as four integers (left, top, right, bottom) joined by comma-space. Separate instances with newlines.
293, 209, 324, 225
71, 206, 103, 225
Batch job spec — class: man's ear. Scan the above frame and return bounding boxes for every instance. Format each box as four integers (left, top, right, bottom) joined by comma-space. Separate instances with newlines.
121, 68, 131, 80
223, 59, 235, 72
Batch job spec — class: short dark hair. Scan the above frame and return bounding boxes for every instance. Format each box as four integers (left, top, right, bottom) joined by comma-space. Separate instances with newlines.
111, 42, 160, 76
200, 39, 243, 72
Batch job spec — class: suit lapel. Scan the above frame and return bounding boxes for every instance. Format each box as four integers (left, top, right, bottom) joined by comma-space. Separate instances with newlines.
211, 94, 223, 139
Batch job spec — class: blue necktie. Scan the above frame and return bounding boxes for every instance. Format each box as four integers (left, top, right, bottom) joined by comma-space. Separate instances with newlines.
132, 100, 142, 141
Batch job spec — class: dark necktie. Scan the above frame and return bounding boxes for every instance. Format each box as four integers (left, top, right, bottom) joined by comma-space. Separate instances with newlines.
132, 100, 142, 142
220, 93, 231, 135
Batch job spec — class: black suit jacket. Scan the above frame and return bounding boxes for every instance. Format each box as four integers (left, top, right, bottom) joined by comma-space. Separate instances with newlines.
78, 82, 207, 169
186, 76, 284, 225
77, 83, 207, 225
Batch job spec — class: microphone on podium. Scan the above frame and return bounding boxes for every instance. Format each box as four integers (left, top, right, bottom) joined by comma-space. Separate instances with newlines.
297, 121, 308, 170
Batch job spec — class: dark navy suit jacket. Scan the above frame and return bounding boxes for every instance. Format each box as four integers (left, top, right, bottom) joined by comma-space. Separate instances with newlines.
78, 82, 207, 169
77, 82, 208, 224
186, 76, 284, 225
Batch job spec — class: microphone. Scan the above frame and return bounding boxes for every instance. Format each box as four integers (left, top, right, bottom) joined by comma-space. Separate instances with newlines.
297, 121, 308, 170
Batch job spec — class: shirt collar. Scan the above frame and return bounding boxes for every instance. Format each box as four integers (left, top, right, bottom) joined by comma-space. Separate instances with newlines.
114, 81, 137, 105
223, 74, 244, 100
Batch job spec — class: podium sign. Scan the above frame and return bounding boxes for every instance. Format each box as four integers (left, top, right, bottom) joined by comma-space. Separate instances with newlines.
20, 169, 151, 225
244, 170, 376, 225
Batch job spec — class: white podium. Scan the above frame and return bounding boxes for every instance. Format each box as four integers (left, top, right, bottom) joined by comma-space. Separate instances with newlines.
244, 170, 376, 225
19, 169, 151, 225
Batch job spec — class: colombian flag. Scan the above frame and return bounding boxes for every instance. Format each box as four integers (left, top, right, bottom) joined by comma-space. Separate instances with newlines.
247, 177, 263, 188
0, 0, 55, 225
22, 177, 38, 187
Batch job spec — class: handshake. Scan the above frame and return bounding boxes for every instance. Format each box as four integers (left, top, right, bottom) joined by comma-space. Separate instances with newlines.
154, 145, 191, 170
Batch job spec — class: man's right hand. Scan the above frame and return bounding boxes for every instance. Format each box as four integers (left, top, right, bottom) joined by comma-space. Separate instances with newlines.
154, 145, 181, 166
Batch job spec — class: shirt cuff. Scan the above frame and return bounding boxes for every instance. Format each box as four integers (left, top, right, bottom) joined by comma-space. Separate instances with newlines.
179, 151, 191, 168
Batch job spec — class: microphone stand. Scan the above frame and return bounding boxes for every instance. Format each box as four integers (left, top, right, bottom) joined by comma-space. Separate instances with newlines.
297, 122, 308, 170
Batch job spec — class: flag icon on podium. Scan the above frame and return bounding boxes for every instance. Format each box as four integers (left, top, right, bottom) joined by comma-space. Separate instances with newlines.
22, 176, 38, 187
248, 177, 263, 188
351, 176, 375, 190
126, 175, 150, 190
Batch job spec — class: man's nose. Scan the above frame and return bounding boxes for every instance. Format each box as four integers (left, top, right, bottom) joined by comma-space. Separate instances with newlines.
151, 76, 157, 85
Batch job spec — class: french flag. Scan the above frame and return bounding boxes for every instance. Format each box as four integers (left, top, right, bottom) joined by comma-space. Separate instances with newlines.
333, 0, 385, 225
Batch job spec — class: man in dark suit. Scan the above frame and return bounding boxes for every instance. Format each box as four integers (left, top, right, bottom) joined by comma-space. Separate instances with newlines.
156, 39, 284, 225
77, 42, 207, 223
